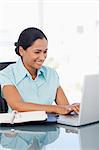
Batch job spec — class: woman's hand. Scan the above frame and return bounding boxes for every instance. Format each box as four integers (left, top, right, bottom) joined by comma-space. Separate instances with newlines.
70, 103, 80, 114
55, 103, 80, 115
55, 105, 74, 115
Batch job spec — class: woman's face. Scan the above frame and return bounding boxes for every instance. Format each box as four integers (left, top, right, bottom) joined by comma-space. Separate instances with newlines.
19, 38, 48, 71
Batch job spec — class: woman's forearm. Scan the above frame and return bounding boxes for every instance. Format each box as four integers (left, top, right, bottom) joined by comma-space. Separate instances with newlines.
11, 101, 57, 112
10, 101, 72, 115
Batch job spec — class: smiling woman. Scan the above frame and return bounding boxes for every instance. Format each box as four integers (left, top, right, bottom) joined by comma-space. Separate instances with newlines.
20, 38, 48, 76
15, 28, 48, 78
0, 27, 80, 114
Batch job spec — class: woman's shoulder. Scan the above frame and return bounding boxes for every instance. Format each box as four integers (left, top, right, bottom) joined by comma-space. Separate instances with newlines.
0, 63, 16, 80
0, 63, 17, 85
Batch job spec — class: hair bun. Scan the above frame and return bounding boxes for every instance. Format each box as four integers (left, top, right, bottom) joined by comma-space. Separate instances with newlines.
14, 42, 20, 56
14, 42, 18, 47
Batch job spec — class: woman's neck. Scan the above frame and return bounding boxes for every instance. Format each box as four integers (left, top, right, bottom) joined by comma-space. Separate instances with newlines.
22, 61, 37, 80
28, 67, 37, 80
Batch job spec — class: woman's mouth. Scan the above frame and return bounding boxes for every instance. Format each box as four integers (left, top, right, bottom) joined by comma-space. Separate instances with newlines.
36, 61, 43, 66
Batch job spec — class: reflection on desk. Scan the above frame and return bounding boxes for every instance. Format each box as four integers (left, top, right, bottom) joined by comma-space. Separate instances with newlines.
79, 123, 99, 150
0, 122, 99, 150
58, 123, 99, 150
0, 124, 60, 150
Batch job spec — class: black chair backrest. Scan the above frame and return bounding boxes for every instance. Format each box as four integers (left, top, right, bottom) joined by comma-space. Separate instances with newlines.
0, 61, 15, 70
0, 61, 15, 113
0, 85, 8, 113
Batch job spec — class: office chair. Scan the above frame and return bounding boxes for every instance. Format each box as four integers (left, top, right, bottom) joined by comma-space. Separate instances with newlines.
0, 61, 15, 113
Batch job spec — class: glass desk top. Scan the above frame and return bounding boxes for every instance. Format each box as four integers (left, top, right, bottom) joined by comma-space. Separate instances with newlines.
0, 122, 99, 150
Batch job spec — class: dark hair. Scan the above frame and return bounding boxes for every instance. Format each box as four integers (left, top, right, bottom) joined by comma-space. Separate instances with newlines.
14, 27, 47, 56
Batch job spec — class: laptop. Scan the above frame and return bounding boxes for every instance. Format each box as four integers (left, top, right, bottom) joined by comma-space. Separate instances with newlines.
57, 74, 99, 126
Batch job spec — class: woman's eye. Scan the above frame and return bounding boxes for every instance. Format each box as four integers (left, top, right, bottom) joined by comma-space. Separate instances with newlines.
34, 50, 47, 54
44, 51, 47, 54
35, 51, 40, 54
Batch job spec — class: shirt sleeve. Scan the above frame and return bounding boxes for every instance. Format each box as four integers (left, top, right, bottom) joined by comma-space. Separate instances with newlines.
0, 73, 14, 89
54, 70, 60, 88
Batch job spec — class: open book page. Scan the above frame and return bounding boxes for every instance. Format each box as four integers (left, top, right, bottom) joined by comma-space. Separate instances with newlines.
0, 112, 15, 123
13, 111, 47, 123
0, 111, 47, 124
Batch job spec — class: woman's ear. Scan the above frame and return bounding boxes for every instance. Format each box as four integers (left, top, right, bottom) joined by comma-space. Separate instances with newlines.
19, 46, 25, 57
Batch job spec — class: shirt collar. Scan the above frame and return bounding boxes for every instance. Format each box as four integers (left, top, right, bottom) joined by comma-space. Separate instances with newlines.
37, 66, 47, 79
14, 58, 47, 84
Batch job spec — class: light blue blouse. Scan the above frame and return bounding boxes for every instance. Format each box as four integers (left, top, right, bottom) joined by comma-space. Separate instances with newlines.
0, 58, 60, 111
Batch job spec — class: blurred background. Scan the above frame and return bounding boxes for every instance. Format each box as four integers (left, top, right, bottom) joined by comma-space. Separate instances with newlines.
0, 0, 98, 103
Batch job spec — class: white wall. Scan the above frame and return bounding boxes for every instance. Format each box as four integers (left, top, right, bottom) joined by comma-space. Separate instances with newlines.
0, 0, 41, 61
43, 0, 97, 102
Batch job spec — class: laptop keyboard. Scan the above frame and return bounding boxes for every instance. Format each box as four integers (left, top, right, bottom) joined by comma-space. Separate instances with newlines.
65, 113, 78, 121
57, 113, 79, 125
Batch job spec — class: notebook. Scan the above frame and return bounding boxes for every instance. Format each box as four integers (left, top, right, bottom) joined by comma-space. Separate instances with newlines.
57, 74, 99, 126
0, 110, 47, 125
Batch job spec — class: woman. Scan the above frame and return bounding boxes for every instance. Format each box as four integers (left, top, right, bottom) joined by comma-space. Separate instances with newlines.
0, 27, 79, 114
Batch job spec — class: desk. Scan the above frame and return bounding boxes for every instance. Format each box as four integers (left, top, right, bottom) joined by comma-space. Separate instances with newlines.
0, 122, 99, 150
